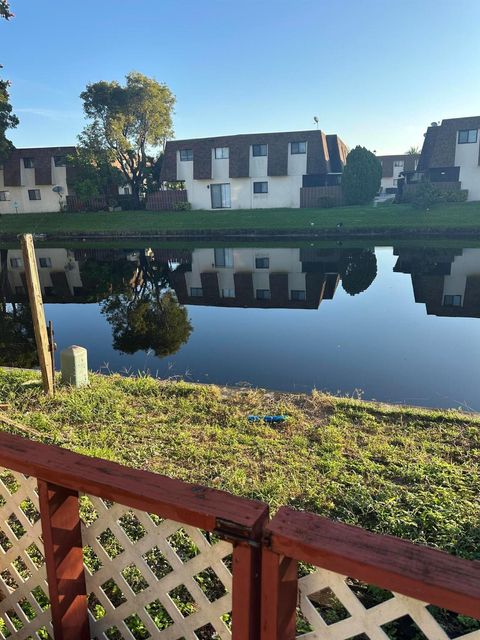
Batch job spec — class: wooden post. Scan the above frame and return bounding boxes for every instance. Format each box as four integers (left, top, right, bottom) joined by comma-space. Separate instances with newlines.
38, 480, 90, 640
21, 234, 54, 394
261, 547, 297, 640
232, 542, 263, 640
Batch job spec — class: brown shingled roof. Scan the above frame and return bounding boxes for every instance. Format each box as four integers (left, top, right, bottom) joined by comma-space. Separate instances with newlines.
160, 129, 347, 182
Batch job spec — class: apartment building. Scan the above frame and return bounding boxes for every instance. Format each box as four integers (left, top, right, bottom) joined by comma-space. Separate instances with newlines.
376, 154, 418, 193
160, 129, 348, 210
0, 146, 75, 214
411, 116, 480, 201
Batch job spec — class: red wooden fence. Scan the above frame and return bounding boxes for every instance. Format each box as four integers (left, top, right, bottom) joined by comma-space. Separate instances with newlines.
146, 190, 188, 211
0, 431, 478, 639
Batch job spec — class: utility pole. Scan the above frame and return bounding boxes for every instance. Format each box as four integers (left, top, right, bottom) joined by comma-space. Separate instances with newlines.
21, 234, 54, 395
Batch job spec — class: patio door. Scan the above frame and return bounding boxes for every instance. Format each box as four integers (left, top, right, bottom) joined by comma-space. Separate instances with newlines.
211, 183, 231, 209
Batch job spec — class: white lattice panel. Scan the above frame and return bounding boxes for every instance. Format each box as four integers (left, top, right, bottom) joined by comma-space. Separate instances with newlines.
81, 495, 233, 640
0, 468, 52, 640
297, 567, 480, 640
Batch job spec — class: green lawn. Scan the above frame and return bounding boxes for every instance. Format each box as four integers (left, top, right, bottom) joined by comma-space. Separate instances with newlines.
2, 202, 480, 237
1, 368, 479, 559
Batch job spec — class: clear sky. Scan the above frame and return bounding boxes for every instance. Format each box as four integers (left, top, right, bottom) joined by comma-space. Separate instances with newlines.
1, 0, 480, 154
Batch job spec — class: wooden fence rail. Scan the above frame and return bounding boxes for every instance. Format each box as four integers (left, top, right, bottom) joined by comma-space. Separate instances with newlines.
0, 431, 267, 640
0, 432, 477, 639
261, 507, 480, 640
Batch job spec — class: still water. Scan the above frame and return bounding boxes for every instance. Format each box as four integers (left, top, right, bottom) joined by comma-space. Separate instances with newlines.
2, 242, 480, 410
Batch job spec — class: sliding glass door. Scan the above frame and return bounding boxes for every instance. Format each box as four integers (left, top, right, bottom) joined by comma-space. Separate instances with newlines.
211, 183, 231, 209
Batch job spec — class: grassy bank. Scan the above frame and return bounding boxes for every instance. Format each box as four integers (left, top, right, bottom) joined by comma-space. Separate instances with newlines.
1, 368, 478, 559
2, 202, 480, 238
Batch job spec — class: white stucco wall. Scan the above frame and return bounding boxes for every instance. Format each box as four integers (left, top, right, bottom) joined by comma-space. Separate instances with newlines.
0, 158, 69, 214
454, 132, 480, 201
183, 175, 302, 210
287, 144, 307, 176
176, 144, 306, 210
250, 153, 268, 178
211, 149, 229, 181
380, 177, 394, 191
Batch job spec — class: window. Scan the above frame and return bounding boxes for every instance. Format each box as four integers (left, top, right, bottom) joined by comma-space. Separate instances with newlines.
291, 141, 306, 154
255, 257, 269, 269
28, 189, 41, 201
190, 287, 203, 297
23, 157, 34, 168
252, 144, 267, 157
211, 183, 231, 209
458, 129, 478, 144
221, 288, 235, 298
443, 294, 462, 306
256, 289, 271, 300
291, 290, 306, 301
0, 191, 10, 201
10, 258, 23, 268
214, 248, 233, 268
123, 186, 131, 195
214, 147, 229, 159
54, 155, 66, 167
180, 149, 193, 161
253, 181, 268, 194
39, 257, 52, 268
393, 160, 404, 167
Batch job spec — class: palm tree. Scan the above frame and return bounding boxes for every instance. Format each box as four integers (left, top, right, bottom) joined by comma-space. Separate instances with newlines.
406, 146, 420, 155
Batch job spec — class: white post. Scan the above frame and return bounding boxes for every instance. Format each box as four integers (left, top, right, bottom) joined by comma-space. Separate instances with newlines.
60, 346, 89, 388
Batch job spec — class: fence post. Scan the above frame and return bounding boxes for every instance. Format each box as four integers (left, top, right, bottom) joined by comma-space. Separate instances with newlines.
38, 480, 89, 640
232, 542, 263, 640
261, 546, 298, 640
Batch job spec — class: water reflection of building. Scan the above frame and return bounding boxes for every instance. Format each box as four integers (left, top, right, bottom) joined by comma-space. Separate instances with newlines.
169, 248, 341, 309
1, 249, 84, 302
1, 246, 344, 310
394, 247, 480, 318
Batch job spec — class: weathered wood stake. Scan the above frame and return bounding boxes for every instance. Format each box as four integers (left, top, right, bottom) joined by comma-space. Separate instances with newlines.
21, 234, 54, 394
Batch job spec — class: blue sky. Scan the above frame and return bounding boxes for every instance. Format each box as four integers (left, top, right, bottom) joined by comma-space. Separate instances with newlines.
1, 0, 480, 154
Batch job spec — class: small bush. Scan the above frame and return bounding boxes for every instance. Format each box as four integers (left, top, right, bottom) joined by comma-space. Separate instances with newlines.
411, 182, 443, 210
317, 196, 336, 209
444, 189, 468, 203
173, 201, 192, 211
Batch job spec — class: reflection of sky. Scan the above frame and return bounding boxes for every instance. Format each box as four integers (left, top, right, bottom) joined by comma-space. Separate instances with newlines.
46, 247, 480, 411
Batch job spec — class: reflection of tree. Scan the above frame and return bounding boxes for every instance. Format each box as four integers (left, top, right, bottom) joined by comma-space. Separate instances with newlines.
0, 250, 37, 367
80, 259, 137, 302
101, 252, 192, 357
340, 249, 377, 296
0, 304, 38, 367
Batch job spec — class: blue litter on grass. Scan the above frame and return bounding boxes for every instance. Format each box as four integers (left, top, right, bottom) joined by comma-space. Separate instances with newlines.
247, 415, 288, 423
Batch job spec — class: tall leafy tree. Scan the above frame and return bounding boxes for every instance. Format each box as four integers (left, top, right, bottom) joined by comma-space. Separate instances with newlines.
341, 146, 382, 205
67, 127, 124, 201
79, 72, 175, 204
0, 0, 13, 19
0, 0, 18, 162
